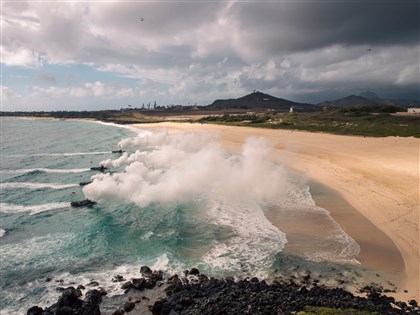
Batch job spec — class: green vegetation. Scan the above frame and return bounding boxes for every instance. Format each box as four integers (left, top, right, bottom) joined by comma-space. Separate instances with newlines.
299, 306, 379, 315
199, 113, 270, 124
102, 114, 164, 124
337, 104, 403, 115
198, 107, 420, 137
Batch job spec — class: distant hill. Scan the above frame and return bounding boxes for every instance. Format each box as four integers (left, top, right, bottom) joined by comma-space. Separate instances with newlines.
206, 91, 318, 112
318, 94, 420, 108
359, 91, 380, 100
317, 95, 377, 108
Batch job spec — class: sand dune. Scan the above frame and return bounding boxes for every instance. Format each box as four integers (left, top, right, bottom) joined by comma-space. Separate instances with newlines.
133, 122, 419, 301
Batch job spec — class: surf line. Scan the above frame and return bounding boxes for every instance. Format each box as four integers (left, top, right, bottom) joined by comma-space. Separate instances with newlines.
4, 151, 111, 157
0, 202, 70, 215
1, 168, 91, 174
1, 182, 78, 190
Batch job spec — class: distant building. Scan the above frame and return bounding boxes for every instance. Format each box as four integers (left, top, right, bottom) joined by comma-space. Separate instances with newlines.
407, 108, 420, 114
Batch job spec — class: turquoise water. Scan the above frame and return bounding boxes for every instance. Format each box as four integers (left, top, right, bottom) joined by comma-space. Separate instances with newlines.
1, 118, 381, 314
0, 118, 141, 313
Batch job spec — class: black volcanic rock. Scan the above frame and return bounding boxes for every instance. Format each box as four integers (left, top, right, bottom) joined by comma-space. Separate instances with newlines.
206, 91, 317, 111
151, 277, 419, 315
27, 306, 43, 315
131, 278, 147, 290
26, 270, 420, 315
79, 181, 93, 186
33, 287, 104, 315
70, 199, 96, 208
90, 165, 107, 172
123, 301, 135, 312
140, 266, 153, 276
81, 290, 103, 315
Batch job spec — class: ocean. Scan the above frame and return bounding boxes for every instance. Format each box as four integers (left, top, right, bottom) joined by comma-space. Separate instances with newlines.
0, 117, 387, 314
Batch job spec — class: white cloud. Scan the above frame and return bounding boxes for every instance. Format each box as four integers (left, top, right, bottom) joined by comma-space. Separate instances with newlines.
1, 86, 22, 101
85, 81, 105, 97
95, 64, 183, 84
70, 87, 89, 98
31, 81, 134, 99
31, 86, 68, 97
1, 46, 42, 67
296, 45, 420, 86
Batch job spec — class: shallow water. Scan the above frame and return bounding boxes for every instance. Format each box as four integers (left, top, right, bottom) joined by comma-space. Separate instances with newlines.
0, 118, 393, 314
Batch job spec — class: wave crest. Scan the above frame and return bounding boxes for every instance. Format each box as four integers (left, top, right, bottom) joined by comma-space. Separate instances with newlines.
0, 202, 69, 215
2, 182, 78, 190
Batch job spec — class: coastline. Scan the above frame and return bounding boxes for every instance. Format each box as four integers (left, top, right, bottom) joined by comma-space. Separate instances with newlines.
132, 122, 419, 302
309, 180, 404, 276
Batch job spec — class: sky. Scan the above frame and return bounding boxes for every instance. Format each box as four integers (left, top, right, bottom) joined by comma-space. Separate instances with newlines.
1, 0, 419, 111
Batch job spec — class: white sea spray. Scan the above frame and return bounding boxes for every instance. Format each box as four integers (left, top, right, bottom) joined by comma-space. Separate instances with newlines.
84, 132, 289, 207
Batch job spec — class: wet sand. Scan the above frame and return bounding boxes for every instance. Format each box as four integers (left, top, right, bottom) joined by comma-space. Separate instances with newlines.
310, 181, 404, 276
131, 122, 419, 301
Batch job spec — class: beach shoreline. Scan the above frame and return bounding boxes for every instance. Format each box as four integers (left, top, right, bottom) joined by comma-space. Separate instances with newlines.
132, 122, 419, 302
309, 180, 404, 276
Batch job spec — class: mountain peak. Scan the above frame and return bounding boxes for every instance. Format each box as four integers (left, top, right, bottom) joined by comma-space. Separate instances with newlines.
208, 91, 317, 111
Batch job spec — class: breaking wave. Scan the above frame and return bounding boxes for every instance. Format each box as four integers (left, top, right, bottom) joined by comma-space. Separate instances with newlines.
1, 168, 91, 175
4, 151, 110, 157
1, 182, 78, 190
0, 202, 70, 215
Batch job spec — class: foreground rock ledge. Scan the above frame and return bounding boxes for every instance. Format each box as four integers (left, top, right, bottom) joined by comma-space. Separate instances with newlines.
27, 267, 419, 315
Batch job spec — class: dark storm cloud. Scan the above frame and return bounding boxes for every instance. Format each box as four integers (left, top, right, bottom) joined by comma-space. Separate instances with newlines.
90, 1, 224, 39
229, 1, 419, 54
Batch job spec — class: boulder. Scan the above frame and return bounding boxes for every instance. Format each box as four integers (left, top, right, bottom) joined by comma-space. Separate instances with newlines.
80, 289, 102, 315
58, 287, 83, 308
140, 266, 152, 275
121, 281, 132, 290
112, 275, 125, 282
70, 199, 96, 208
131, 278, 147, 290
27, 306, 43, 315
123, 301, 135, 312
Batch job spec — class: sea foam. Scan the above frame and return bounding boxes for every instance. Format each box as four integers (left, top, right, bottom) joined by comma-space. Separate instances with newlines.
202, 199, 287, 277
1, 168, 91, 174
3, 151, 110, 157
0, 202, 69, 215
1, 182, 78, 190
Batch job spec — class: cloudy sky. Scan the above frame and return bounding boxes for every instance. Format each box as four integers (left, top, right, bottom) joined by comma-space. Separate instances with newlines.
2, 0, 419, 111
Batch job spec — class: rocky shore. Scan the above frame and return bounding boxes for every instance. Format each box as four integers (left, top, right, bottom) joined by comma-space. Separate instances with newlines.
27, 267, 419, 315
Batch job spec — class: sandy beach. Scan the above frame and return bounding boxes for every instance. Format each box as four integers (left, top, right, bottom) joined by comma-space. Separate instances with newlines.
133, 122, 419, 302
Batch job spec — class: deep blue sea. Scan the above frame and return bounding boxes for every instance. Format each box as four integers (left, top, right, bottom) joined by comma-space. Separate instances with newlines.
0, 118, 389, 314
